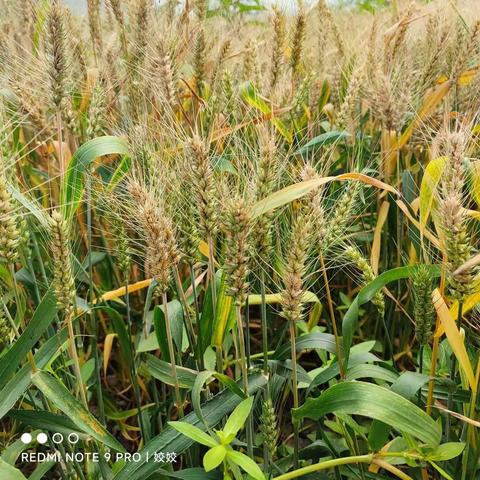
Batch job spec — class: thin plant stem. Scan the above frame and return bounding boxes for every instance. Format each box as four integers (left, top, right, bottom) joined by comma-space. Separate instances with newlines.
56, 110, 65, 179
235, 303, 253, 456
260, 269, 269, 376
427, 254, 447, 416
87, 177, 105, 424
290, 320, 300, 469
173, 265, 199, 367
65, 309, 88, 407
125, 277, 147, 440
207, 234, 216, 312
162, 291, 184, 418
319, 254, 344, 378
446, 300, 463, 441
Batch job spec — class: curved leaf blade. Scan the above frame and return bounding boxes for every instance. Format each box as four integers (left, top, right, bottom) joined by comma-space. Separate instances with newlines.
294, 381, 442, 446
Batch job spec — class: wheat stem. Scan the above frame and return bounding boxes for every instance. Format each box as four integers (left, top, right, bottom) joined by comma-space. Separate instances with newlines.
162, 292, 184, 418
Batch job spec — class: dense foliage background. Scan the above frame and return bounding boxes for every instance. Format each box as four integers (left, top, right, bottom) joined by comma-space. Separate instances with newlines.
0, 0, 479, 479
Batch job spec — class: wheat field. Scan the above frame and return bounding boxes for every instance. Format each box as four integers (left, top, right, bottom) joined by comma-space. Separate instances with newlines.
0, 0, 479, 479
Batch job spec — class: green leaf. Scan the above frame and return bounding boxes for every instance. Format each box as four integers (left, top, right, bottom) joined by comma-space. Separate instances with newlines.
60, 136, 129, 221
0, 459, 26, 480
274, 332, 339, 360
0, 319, 74, 420
223, 396, 253, 440
0, 291, 57, 390
143, 354, 198, 389
296, 131, 349, 155
226, 450, 264, 480
203, 445, 226, 472
31, 370, 124, 451
342, 265, 441, 365
346, 364, 398, 383
294, 381, 442, 446
112, 373, 267, 480
426, 442, 465, 461
169, 422, 217, 448
368, 371, 430, 450
27, 461, 56, 480
9, 410, 85, 438
240, 82, 292, 143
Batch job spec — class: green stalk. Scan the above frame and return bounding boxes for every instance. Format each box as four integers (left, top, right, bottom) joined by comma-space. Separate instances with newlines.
319, 254, 344, 378
235, 303, 253, 456
87, 177, 105, 424
272, 454, 374, 480
290, 319, 299, 469
125, 277, 147, 440
173, 265, 200, 368
446, 301, 463, 441
162, 292, 184, 418
260, 269, 269, 376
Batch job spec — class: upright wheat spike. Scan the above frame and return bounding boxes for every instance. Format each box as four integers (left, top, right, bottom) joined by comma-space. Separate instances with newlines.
0, 176, 19, 264
49, 210, 87, 407
270, 7, 285, 90
87, 0, 103, 60
290, 1, 306, 87
413, 266, 435, 347
280, 213, 311, 469
45, 0, 69, 178
439, 131, 477, 299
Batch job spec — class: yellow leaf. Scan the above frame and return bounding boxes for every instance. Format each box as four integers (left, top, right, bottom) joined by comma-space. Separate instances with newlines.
470, 160, 480, 207
432, 289, 476, 394
419, 156, 447, 234
103, 333, 116, 378
371, 201, 390, 275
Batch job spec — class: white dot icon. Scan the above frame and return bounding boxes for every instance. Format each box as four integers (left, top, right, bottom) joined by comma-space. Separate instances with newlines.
20, 433, 32, 444
37, 433, 48, 444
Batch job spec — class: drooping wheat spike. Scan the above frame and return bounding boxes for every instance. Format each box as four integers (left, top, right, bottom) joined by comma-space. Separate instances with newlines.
270, 7, 285, 90
110, 214, 131, 279
336, 66, 362, 131
292, 71, 314, 117
107, 0, 125, 28
318, 0, 345, 58
157, 46, 177, 106
281, 214, 311, 323
49, 210, 76, 314
85, 81, 106, 140
413, 265, 435, 346
0, 176, 19, 264
106, 0, 128, 54
290, 2, 306, 85
222, 69, 237, 125
260, 398, 278, 460
438, 131, 477, 299
224, 198, 251, 306
385, 3, 414, 70
450, 20, 480, 85
194, 0, 208, 21
320, 181, 360, 254
281, 213, 311, 468
187, 135, 217, 238
253, 134, 277, 261
210, 39, 231, 90
177, 169, 201, 264
0, 296, 10, 346
45, 0, 69, 111
133, 0, 151, 62
128, 182, 180, 296
345, 246, 385, 317
87, 0, 103, 58
193, 28, 207, 96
